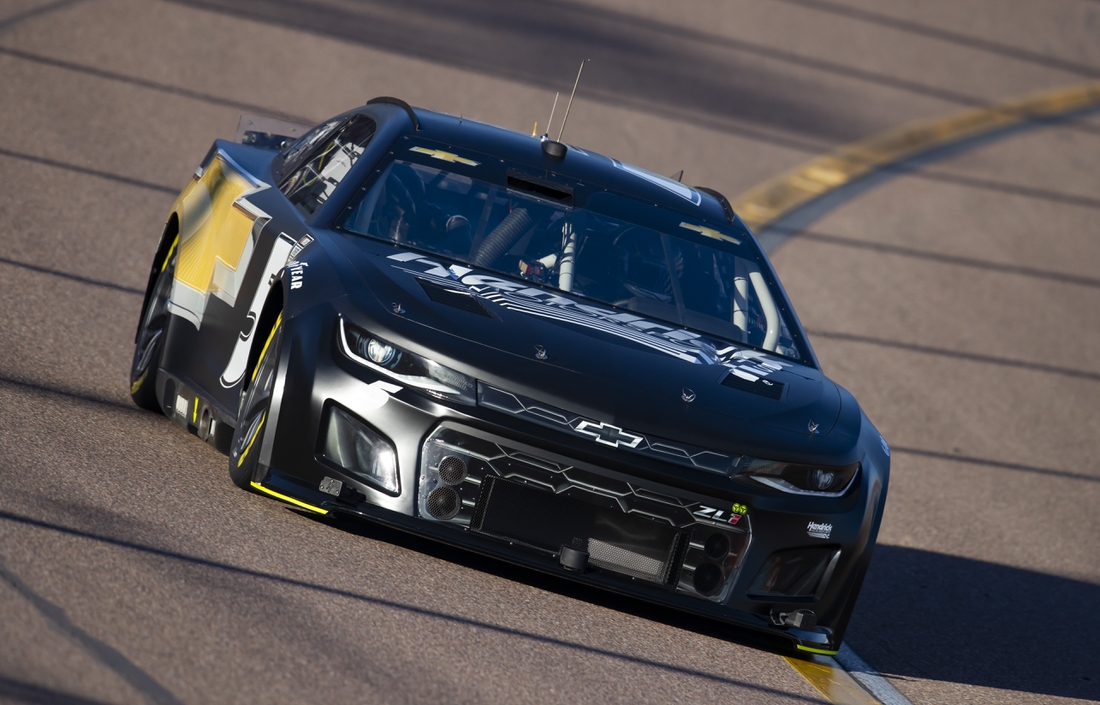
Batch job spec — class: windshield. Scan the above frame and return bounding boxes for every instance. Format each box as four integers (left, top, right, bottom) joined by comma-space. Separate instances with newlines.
336, 143, 806, 361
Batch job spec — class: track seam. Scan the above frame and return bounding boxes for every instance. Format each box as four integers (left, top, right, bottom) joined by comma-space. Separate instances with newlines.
0, 554, 183, 705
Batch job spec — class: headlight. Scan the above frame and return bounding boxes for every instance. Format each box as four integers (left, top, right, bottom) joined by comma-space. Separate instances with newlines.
735, 457, 859, 496
338, 317, 476, 405
321, 405, 399, 494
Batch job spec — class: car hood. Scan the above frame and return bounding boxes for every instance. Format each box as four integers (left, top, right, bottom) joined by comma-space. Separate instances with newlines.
328, 234, 846, 453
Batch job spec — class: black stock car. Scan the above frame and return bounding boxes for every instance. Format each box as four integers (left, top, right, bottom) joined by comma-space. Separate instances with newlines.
130, 98, 889, 654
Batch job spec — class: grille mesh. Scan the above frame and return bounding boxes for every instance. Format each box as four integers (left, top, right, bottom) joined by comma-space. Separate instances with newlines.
473, 476, 681, 584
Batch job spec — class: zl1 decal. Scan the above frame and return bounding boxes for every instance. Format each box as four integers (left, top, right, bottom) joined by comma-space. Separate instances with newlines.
693, 505, 745, 525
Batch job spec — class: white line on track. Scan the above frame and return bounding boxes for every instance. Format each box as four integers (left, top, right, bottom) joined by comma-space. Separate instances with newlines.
835, 644, 913, 705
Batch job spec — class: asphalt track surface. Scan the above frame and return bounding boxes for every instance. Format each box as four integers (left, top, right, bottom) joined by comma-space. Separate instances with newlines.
1, 1, 1099, 703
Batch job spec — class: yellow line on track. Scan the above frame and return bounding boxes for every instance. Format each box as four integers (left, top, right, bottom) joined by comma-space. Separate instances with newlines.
735, 82, 1100, 705
730, 82, 1100, 232
785, 655, 881, 705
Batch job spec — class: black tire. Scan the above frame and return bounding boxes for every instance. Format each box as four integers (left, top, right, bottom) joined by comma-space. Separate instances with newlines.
228, 314, 283, 489
130, 235, 178, 412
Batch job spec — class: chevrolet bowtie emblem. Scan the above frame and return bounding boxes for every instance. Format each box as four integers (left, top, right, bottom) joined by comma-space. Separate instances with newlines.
574, 420, 644, 449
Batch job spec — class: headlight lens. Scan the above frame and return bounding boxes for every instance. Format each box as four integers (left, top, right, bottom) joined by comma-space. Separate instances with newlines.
736, 457, 859, 496
322, 405, 399, 494
338, 317, 476, 405
365, 337, 396, 365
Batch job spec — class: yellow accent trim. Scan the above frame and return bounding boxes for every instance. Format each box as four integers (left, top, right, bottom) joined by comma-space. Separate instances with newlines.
192, 398, 198, 424
796, 645, 840, 656
251, 313, 282, 383
160, 234, 179, 273
730, 82, 1100, 231
236, 411, 265, 467
130, 368, 148, 394
250, 481, 329, 515
409, 146, 480, 167
784, 655, 880, 705
679, 221, 740, 245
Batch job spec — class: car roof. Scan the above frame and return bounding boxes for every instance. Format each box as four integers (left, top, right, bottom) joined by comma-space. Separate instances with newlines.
359, 101, 738, 228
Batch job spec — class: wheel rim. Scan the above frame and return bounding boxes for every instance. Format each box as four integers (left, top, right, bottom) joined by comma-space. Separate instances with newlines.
131, 253, 174, 384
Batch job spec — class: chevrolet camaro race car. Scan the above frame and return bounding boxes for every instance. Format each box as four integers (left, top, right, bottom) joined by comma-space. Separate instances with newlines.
130, 97, 889, 654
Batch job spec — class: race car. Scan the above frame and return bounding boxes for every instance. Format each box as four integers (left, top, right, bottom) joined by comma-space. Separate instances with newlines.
130, 97, 890, 654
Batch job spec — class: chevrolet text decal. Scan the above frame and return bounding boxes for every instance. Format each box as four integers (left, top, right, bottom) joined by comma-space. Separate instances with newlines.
388, 251, 787, 380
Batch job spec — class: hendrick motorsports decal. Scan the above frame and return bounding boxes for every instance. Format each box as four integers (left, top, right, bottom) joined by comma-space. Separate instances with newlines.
388, 251, 788, 382
807, 521, 833, 539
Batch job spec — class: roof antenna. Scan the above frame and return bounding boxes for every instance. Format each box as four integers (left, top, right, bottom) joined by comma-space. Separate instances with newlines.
543, 91, 560, 137
557, 59, 589, 142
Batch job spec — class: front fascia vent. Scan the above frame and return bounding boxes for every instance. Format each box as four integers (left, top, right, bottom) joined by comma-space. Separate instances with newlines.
721, 371, 785, 400
418, 278, 493, 317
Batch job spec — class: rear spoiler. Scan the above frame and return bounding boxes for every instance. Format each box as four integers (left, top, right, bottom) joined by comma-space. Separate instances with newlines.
234, 114, 314, 151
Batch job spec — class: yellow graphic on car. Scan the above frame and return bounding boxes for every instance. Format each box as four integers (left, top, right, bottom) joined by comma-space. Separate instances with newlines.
680, 222, 741, 245
169, 151, 270, 330
409, 146, 480, 166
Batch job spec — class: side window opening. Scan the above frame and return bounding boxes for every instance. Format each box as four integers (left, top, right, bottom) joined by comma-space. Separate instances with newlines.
280, 116, 377, 216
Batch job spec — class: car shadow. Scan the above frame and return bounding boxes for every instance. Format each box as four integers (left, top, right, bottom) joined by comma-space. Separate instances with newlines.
845, 544, 1100, 701
325, 513, 1100, 701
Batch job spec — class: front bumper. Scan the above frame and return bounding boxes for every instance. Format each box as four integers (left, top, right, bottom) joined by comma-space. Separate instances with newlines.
257, 310, 884, 653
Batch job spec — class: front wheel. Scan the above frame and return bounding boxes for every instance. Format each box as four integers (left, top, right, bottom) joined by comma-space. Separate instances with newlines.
130, 235, 177, 412
229, 314, 282, 489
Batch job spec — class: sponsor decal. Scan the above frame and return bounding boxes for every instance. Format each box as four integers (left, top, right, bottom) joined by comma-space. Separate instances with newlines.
679, 222, 740, 245
807, 521, 832, 539
478, 385, 735, 474
218, 231, 297, 388
694, 504, 747, 525
388, 251, 789, 382
286, 233, 314, 262
880, 435, 890, 457
409, 146, 480, 166
287, 260, 308, 290
169, 150, 271, 330
573, 420, 643, 449
807, 420, 820, 434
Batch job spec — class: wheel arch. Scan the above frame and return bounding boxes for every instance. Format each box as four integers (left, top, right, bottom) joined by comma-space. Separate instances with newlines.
135, 212, 181, 344
243, 275, 286, 395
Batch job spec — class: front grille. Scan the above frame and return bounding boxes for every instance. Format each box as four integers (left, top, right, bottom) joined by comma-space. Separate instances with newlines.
472, 476, 682, 583
418, 425, 750, 602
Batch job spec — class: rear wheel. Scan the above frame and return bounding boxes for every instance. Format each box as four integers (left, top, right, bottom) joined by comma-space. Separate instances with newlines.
229, 314, 282, 489
130, 235, 177, 411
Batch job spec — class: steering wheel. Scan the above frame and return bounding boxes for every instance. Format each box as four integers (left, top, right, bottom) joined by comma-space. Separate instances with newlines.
381, 168, 418, 243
